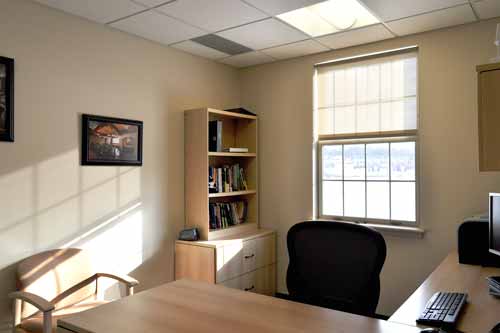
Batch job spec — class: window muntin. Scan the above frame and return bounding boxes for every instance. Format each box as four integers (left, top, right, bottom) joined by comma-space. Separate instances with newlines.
319, 138, 417, 224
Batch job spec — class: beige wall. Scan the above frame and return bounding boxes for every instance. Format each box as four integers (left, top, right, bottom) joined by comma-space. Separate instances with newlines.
240, 19, 500, 315
0, 0, 240, 330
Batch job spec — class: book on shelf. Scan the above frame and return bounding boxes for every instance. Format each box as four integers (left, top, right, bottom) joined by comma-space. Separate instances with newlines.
209, 120, 222, 152
223, 147, 249, 153
208, 164, 248, 194
209, 201, 248, 230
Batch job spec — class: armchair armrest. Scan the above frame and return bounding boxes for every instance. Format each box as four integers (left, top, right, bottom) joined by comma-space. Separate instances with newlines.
95, 273, 139, 287
9, 291, 54, 312
96, 273, 139, 296
9, 291, 54, 333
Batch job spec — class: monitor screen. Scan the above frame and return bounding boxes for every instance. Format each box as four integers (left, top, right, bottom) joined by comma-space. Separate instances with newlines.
489, 193, 500, 257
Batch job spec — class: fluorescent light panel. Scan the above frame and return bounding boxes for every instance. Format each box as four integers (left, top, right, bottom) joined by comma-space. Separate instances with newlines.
277, 0, 379, 37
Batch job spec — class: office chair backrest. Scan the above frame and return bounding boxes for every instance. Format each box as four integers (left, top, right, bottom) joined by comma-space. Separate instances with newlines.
287, 221, 386, 316
16, 248, 96, 318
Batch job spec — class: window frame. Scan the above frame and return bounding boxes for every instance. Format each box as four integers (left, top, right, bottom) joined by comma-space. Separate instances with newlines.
314, 47, 420, 227
317, 133, 419, 227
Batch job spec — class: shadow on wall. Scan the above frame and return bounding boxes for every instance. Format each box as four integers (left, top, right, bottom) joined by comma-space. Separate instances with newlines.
0, 148, 144, 331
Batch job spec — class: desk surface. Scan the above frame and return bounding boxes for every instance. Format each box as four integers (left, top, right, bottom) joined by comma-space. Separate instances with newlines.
59, 279, 420, 333
389, 252, 500, 332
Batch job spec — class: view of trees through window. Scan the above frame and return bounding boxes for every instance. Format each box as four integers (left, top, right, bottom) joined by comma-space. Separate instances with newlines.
321, 140, 416, 222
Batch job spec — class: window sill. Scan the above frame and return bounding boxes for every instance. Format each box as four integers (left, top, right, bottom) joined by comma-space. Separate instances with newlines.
363, 223, 425, 238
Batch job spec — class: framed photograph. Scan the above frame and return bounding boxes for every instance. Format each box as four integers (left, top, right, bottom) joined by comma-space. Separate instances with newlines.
0, 56, 14, 142
82, 114, 143, 166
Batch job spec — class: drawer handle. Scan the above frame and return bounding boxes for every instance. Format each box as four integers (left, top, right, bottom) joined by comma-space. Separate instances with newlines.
244, 285, 255, 291
244, 254, 255, 259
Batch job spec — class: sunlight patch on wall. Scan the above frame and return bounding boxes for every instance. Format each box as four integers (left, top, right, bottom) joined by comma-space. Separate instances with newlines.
82, 178, 118, 226
37, 198, 80, 249
0, 167, 34, 227
37, 150, 79, 211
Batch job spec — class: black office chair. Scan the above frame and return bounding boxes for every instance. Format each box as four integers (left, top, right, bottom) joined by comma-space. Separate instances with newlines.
286, 220, 387, 317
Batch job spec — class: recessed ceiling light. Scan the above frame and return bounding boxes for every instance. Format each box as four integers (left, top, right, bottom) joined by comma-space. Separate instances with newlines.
277, 0, 379, 37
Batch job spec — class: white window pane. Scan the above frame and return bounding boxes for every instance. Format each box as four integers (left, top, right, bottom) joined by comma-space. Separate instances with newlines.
391, 141, 415, 181
366, 143, 389, 180
322, 181, 343, 216
356, 64, 379, 104
334, 68, 355, 106
367, 182, 389, 219
344, 144, 365, 180
317, 72, 334, 108
344, 181, 365, 218
356, 103, 379, 133
391, 182, 416, 221
322, 145, 342, 180
334, 106, 355, 134
318, 108, 333, 135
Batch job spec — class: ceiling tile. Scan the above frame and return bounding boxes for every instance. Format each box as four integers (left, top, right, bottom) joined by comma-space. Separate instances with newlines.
359, 0, 468, 21
132, 0, 174, 7
242, 0, 324, 15
472, 0, 500, 20
262, 39, 329, 60
386, 4, 476, 36
317, 24, 393, 49
217, 18, 309, 50
110, 10, 205, 45
219, 51, 275, 68
34, 0, 147, 23
156, 0, 268, 32
171, 40, 229, 59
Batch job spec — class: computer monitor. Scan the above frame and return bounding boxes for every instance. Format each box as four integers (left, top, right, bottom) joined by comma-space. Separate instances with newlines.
489, 193, 500, 257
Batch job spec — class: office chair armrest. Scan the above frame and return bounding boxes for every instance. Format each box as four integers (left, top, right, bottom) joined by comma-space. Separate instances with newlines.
9, 291, 54, 312
95, 273, 139, 287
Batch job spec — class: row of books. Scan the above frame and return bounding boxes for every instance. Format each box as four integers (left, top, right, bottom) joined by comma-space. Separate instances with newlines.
208, 164, 248, 193
209, 201, 248, 230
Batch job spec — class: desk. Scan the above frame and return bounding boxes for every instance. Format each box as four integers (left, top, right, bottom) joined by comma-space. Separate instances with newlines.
390, 252, 500, 332
58, 279, 420, 333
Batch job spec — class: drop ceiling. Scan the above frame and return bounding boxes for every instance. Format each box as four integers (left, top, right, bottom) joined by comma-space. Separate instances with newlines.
33, 0, 500, 68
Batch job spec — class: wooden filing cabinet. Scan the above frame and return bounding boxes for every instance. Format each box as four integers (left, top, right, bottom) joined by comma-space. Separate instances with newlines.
175, 229, 276, 296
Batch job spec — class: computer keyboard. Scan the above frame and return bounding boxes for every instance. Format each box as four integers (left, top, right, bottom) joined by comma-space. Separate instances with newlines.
416, 292, 467, 328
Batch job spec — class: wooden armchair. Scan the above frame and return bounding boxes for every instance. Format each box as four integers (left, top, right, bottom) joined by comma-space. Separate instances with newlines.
9, 248, 139, 333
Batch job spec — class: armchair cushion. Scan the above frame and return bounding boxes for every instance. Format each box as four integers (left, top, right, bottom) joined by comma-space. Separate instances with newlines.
17, 249, 95, 318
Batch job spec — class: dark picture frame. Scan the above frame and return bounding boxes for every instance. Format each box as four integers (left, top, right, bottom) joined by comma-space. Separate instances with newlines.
81, 114, 143, 166
0, 56, 14, 142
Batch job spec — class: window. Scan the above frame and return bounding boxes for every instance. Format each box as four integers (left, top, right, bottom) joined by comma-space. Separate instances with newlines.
315, 48, 418, 225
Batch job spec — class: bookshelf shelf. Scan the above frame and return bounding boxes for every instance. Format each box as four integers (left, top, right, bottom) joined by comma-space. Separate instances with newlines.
208, 190, 257, 198
208, 152, 257, 157
207, 108, 257, 120
185, 107, 259, 240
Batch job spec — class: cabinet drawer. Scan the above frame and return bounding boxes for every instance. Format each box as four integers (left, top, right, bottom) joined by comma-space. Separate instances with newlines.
220, 264, 276, 296
216, 234, 276, 283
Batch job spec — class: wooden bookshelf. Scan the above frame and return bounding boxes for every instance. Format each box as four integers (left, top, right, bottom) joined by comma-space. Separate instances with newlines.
185, 108, 258, 240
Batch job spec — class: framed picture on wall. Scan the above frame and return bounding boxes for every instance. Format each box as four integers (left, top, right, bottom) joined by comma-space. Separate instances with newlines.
81, 114, 143, 166
0, 56, 14, 142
